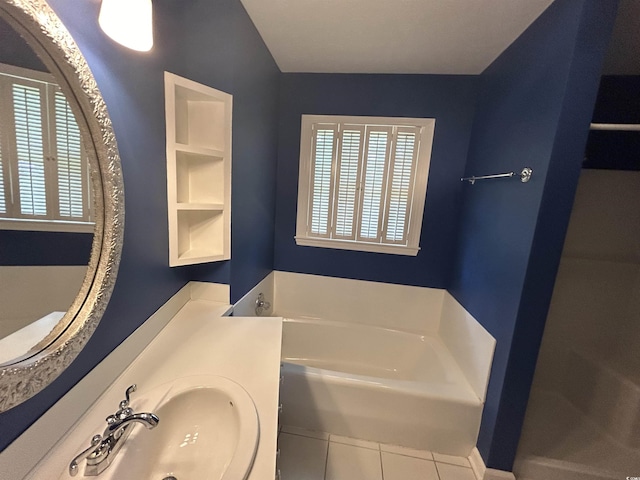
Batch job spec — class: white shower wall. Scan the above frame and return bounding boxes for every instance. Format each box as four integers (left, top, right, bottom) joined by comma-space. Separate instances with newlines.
533, 170, 640, 392
516, 169, 640, 479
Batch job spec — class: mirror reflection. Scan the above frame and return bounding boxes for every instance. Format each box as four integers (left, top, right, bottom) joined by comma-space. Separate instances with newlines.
0, 16, 94, 365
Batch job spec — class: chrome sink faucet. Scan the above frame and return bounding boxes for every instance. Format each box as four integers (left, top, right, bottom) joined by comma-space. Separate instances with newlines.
69, 385, 159, 477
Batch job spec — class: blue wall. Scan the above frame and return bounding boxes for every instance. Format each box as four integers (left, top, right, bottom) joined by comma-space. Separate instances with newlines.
449, 0, 618, 471
0, 0, 279, 451
0, 231, 91, 265
274, 74, 479, 287
180, 0, 280, 301
0, 16, 46, 71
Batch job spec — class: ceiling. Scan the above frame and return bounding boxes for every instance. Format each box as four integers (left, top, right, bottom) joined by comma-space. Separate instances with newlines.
239, 0, 555, 74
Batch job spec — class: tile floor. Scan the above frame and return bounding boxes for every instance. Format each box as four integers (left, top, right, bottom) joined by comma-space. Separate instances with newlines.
277, 425, 477, 480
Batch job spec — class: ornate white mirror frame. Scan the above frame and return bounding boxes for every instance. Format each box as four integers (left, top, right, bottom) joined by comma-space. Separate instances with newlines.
0, 0, 124, 412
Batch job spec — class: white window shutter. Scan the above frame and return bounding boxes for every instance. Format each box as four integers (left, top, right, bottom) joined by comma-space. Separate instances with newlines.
12, 83, 48, 217
333, 126, 363, 239
296, 114, 434, 256
384, 127, 418, 243
358, 127, 391, 242
309, 125, 337, 236
53, 89, 86, 220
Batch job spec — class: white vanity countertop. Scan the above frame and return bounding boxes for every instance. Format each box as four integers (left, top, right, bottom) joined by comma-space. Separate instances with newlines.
26, 300, 283, 480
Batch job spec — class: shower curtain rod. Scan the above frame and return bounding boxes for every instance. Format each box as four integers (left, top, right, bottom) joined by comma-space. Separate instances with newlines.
590, 123, 640, 131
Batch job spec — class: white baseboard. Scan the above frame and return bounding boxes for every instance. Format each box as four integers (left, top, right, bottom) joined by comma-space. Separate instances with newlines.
469, 447, 487, 479
485, 468, 516, 480
468, 447, 516, 480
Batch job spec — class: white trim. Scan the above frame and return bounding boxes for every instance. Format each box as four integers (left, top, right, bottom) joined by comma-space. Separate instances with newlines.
484, 469, 517, 480
468, 448, 516, 480
0, 62, 55, 84
0, 218, 94, 233
295, 114, 434, 256
469, 447, 487, 480
164, 72, 232, 266
295, 235, 419, 256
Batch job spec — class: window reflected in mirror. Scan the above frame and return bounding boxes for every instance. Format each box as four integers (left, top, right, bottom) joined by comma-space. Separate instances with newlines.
0, 16, 94, 366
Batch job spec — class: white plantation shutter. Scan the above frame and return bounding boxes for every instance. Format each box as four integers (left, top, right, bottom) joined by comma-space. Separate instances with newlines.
53, 89, 87, 219
297, 115, 434, 256
384, 127, 418, 243
309, 125, 336, 236
333, 126, 363, 239
0, 63, 92, 228
358, 128, 391, 242
12, 82, 48, 217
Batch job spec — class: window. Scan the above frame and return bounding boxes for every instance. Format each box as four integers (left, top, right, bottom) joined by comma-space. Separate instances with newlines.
0, 63, 92, 232
296, 115, 435, 255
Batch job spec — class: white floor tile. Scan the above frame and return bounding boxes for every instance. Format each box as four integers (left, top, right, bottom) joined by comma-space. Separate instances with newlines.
380, 443, 433, 460
330, 434, 380, 450
436, 462, 477, 480
432, 452, 471, 467
278, 432, 328, 480
325, 442, 383, 480
281, 424, 330, 440
381, 452, 439, 480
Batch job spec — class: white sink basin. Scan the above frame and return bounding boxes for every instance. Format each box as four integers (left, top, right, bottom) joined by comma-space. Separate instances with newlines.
64, 375, 259, 480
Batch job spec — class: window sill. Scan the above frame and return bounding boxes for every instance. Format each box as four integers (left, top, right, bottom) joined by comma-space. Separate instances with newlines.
295, 236, 419, 256
0, 218, 94, 233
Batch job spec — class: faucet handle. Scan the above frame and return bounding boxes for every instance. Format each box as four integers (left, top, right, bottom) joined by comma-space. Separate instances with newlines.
106, 385, 137, 424
69, 434, 102, 476
121, 384, 137, 408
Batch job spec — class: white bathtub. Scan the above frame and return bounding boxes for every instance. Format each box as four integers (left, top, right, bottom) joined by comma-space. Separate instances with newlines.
279, 317, 484, 456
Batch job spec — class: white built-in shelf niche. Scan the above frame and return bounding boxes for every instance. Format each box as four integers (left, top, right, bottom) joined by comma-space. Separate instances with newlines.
164, 72, 232, 266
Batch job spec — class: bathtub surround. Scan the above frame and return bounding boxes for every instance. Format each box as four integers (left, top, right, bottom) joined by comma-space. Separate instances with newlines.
273, 271, 445, 334
238, 271, 495, 456
233, 271, 275, 317
270, 271, 495, 403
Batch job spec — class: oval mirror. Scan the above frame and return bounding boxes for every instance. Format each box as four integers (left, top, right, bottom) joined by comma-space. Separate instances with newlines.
0, 0, 124, 412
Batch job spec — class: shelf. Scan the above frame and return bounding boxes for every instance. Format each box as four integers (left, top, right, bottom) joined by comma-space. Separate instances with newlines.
175, 150, 225, 204
165, 72, 232, 267
174, 84, 227, 151
175, 143, 224, 158
176, 210, 227, 263
176, 202, 224, 211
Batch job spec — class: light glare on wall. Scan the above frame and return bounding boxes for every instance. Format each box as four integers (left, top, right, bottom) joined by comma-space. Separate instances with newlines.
99, 0, 153, 52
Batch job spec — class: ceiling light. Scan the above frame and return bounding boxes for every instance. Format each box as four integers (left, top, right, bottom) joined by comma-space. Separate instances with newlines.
98, 0, 153, 52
